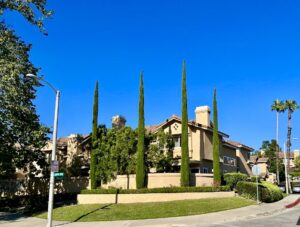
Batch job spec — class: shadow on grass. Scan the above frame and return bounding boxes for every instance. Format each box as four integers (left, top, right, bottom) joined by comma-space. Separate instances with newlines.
55, 204, 113, 226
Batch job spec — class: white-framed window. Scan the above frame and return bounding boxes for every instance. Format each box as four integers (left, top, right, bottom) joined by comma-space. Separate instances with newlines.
223, 156, 236, 166
202, 167, 208, 173
173, 136, 181, 148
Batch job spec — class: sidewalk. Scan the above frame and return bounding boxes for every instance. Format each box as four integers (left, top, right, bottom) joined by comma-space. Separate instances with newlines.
1, 194, 299, 227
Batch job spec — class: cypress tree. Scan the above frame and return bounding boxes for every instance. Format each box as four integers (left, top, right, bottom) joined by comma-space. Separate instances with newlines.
90, 81, 98, 189
136, 72, 145, 189
180, 61, 190, 187
213, 88, 221, 186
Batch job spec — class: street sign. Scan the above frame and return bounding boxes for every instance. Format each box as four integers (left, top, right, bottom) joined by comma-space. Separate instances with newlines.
54, 172, 64, 180
54, 172, 64, 177
51, 160, 59, 172
252, 165, 261, 176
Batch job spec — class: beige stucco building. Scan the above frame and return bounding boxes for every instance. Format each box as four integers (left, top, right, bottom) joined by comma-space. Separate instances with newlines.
146, 106, 254, 176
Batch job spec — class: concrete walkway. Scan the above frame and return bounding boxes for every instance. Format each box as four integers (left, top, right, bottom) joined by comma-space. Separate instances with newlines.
1, 194, 299, 227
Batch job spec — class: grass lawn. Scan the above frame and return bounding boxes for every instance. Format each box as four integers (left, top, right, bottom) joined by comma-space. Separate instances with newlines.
35, 197, 255, 222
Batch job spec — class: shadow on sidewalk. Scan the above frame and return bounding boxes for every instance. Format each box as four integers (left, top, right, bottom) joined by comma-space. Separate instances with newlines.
55, 204, 113, 226
0, 212, 25, 222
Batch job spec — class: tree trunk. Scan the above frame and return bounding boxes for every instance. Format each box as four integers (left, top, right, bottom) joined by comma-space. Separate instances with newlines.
276, 111, 280, 184
287, 109, 292, 171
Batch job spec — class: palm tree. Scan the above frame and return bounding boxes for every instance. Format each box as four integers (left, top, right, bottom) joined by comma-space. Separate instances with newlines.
271, 99, 285, 183
284, 100, 300, 171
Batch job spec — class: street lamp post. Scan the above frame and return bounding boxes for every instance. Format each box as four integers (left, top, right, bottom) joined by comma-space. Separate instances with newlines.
26, 74, 60, 227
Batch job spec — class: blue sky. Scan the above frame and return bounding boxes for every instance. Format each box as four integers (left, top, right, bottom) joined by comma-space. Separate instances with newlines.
5, 0, 300, 150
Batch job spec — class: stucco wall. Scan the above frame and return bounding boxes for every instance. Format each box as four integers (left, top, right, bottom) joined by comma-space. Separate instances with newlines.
78, 191, 235, 204
101, 173, 214, 189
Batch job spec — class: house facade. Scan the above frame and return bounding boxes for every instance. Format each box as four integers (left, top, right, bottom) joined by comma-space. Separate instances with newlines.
146, 106, 254, 176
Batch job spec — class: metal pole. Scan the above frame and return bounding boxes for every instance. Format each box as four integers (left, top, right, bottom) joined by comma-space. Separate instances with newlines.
47, 90, 60, 227
256, 173, 259, 204
283, 142, 289, 195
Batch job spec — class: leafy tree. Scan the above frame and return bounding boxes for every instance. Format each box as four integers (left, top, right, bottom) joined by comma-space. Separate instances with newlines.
111, 127, 137, 175
271, 99, 285, 183
0, 0, 53, 33
94, 126, 116, 185
90, 81, 98, 189
284, 100, 299, 170
0, 23, 49, 179
146, 129, 175, 173
136, 72, 145, 188
261, 140, 285, 182
180, 61, 190, 186
0, 1, 52, 178
295, 156, 300, 169
66, 155, 85, 177
212, 89, 221, 186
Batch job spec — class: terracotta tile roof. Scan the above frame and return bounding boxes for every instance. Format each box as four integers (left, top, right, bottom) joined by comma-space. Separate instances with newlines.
249, 155, 258, 163
257, 157, 269, 163
146, 114, 229, 138
278, 152, 295, 159
226, 140, 254, 151
249, 155, 269, 164
57, 137, 68, 147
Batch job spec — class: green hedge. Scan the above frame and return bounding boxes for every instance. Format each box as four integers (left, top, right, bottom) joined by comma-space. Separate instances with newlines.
236, 181, 283, 203
224, 173, 248, 189
81, 186, 231, 194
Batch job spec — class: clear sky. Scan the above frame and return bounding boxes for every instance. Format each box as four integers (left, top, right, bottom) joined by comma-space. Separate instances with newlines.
5, 0, 300, 150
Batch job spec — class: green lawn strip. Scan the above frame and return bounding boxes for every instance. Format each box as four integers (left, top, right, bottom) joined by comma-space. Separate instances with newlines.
35, 197, 255, 222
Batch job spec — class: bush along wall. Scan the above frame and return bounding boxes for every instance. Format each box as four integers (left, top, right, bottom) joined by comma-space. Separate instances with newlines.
81, 186, 231, 194
236, 181, 283, 203
224, 172, 248, 190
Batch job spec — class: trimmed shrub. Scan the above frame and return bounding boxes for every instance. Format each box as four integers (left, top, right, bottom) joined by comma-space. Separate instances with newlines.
81, 186, 231, 194
261, 181, 283, 202
250, 176, 261, 183
236, 181, 283, 203
224, 173, 248, 189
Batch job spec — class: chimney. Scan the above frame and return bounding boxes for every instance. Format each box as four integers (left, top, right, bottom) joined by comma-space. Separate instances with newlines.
112, 115, 126, 129
195, 106, 211, 127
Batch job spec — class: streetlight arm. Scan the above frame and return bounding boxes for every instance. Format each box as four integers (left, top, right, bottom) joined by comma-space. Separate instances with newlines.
25, 74, 59, 93
40, 78, 59, 93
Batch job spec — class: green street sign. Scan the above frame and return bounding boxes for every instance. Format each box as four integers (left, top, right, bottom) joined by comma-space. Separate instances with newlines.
54, 172, 64, 179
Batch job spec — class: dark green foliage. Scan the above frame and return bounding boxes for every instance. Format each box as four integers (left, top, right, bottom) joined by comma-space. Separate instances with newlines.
180, 61, 190, 187
81, 186, 231, 194
136, 72, 145, 188
0, 0, 53, 33
0, 1, 52, 179
90, 81, 98, 189
250, 176, 261, 183
236, 181, 283, 203
212, 89, 221, 186
111, 127, 137, 175
260, 140, 285, 182
146, 129, 176, 173
0, 23, 49, 179
94, 125, 116, 185
224, 172, 248, 189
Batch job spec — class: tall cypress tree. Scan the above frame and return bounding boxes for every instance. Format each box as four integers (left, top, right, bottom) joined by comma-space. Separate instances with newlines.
212, 88, 221, 186
136, 72, 145, 189
180, 61, 190, 187
90, 81, 98, 189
